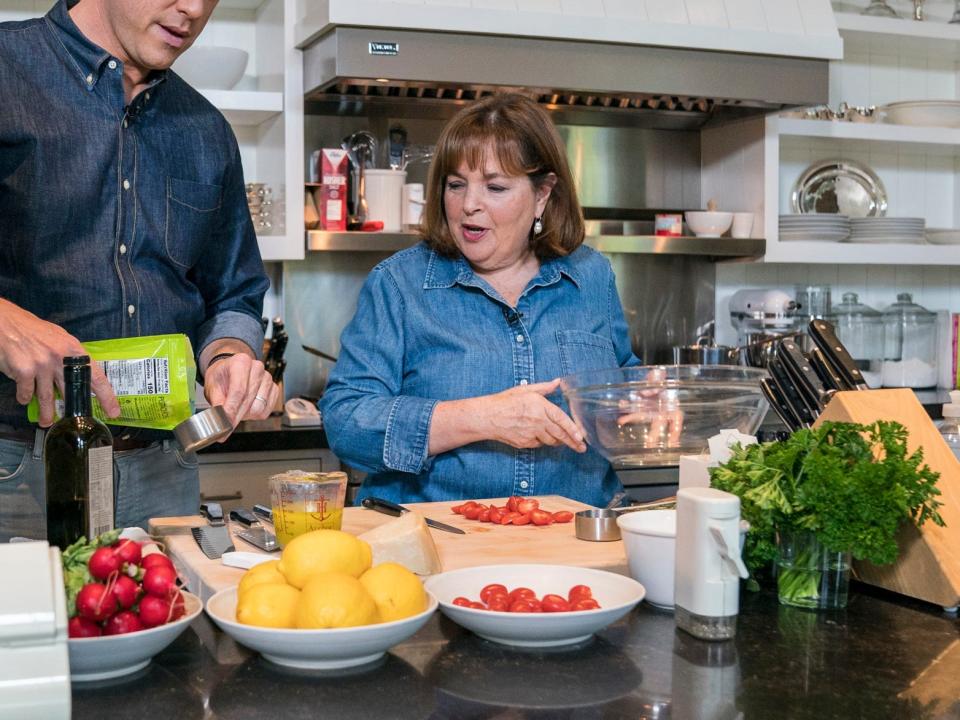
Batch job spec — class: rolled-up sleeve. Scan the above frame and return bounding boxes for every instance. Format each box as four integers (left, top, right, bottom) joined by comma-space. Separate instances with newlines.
321, 266, 438, 475
190, 132, 269, 359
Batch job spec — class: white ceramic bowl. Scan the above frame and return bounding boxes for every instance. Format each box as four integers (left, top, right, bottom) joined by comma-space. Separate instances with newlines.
685, 211, 734, 238
205, 586, 438, 670
173, 46, 249, 90
616, 510, 677, 609
68, 591, 202, 682
424, 564, 644, 648
880, 100, 960, 128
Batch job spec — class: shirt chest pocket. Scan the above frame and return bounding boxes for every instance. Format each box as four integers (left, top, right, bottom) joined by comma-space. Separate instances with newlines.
164, 177, 223, 268
556, 329, 619, 376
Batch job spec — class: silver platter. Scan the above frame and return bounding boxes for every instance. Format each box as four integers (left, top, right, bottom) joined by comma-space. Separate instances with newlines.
791, 159, 888, 218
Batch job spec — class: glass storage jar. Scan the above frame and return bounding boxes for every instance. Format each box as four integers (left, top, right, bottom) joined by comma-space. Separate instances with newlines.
829, 292, 884, 388
881, 293, 938, 389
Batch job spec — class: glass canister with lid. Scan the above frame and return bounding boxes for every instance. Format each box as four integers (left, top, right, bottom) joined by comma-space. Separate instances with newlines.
830, 292, 884, 388
881, 293, 938, 389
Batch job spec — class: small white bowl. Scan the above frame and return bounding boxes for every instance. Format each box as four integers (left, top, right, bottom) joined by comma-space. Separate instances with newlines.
205, 586, 438, 670
616, 510, 677, 609
685, 211, 734, 238
68, 591, 203, 682
424, 564, 644, 648
173, 46, 249, 90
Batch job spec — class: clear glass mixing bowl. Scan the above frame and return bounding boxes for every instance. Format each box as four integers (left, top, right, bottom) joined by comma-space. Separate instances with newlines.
560, 365, 769, 468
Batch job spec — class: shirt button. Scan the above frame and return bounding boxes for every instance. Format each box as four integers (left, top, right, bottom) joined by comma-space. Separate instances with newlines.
85, 73, 93, 85
516, 334, 524, 343
145, 92, 150, 101
123, 179, 130, 190
119, 244, 127, 255
520, 481, 529, 489
127, 305, 136, 315
123, 119, 128, 128
519, 379, 528, 386
108, 60, 117, 70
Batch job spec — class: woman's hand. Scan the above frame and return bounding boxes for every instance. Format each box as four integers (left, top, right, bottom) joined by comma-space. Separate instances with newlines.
612, 368, 684, 448
429, 379, 587, 455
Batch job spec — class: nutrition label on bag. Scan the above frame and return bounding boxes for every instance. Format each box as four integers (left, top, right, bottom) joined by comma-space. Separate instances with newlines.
98, 357, 170, 397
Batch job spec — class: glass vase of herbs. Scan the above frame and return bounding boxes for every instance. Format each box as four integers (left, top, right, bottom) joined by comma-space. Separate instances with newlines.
711, 421, 943, 610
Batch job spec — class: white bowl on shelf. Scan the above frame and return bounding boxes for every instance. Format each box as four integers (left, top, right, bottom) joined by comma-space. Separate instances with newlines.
68, 591, 203, 682
685, 211, 734, 238
424, 564, 644, 648
879, 100, 960, 128
173, 46, 249, 90
205, 586, 438, 670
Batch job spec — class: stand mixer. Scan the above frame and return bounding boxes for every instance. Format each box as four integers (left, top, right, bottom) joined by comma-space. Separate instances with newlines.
728, 289, 799, 367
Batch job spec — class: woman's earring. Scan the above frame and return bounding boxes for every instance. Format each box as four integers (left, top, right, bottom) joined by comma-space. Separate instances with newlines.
533, 216, 543, 235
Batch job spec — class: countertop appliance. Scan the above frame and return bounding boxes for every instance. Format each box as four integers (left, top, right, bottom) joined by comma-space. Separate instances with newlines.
0, 542, 70, 719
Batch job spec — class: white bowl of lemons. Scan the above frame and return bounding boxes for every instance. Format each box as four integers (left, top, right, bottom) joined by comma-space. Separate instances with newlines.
205, 529, 437, 670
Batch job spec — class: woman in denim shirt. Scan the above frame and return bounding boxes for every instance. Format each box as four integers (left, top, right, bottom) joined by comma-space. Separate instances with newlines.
322, 94, 639, 507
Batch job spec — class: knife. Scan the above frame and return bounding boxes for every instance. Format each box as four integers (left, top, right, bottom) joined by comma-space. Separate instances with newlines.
808, 319, 870, 390
808, 346, 846, 392
776, 339, 835, 415
361, 496, 466, 534
191, 502, 236, 559
760, 377, 802, 432
767, 356, 815, 428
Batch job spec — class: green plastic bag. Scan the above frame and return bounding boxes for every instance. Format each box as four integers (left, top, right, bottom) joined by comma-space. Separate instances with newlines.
28, 334, 196, 431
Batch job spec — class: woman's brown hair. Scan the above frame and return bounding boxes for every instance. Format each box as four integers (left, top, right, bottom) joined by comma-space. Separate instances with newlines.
420, 93, 585, 259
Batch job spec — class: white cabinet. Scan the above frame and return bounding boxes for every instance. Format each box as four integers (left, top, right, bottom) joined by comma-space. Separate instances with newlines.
0, 0, 304, 261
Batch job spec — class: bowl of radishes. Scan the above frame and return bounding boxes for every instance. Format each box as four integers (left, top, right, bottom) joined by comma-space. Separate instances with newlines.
62, 529, 202, 681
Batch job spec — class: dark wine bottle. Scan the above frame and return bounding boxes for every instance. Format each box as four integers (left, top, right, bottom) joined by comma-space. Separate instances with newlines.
44, 355, 114, 549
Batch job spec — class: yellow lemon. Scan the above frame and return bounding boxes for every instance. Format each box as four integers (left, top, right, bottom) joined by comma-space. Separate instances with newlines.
238, 560, 287, 600
359, 562, 428, 623
277, 530, 373, 589
236, 583, 301, 628
295, 572, 379, 629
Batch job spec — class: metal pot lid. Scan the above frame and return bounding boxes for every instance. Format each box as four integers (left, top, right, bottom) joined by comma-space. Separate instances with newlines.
791, 159, 887, 218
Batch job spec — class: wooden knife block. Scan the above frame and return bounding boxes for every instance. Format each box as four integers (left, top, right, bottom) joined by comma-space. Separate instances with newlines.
813, 389, 960, 609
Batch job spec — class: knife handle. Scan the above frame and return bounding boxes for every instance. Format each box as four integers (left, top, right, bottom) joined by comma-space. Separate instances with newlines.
808, 319, 868, 389
760, 377, 801, 432
252, 504, 274, 523
200, 501, 225, 526
361, 497, 406, 517
230, 508, 258, 527
777, 339, 831, 411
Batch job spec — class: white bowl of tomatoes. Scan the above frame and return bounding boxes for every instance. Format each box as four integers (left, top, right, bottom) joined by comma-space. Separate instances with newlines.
423, 564, 644, 648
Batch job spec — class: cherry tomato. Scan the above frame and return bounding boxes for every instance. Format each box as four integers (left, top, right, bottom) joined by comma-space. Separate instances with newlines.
571, 598, 601, 611
530, 509, 554, 526
511, 513, 532, 526
516, 498, 539, 514
463, 505, 483, 520
568, 585, 593, 604
479, 508, 493, 522
488, 508, 503, 524
469, 601, 486, 610
552, 511, 574, 523
506, 496, 520, 513
500, 512, 521, 525
507, 587, 536, 603
452, 597, 472, 607
540, 594, 572, 612
486, 595, 511, 612
480, 584, 509, 604
451, 505, 464, 515
508, 599, 540, 613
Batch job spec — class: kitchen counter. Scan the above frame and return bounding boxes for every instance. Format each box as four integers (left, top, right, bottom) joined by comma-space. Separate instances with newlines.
71, 584, 960, 719
199, 416, 327, 454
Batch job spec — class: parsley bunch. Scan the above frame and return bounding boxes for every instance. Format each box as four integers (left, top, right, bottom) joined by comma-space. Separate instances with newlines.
710, 421, 944, 586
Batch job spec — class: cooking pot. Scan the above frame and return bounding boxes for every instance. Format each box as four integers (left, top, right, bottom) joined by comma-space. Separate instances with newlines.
670, 344, 739, 365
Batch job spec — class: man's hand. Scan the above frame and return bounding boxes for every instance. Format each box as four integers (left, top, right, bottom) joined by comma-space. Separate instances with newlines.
0, 299, 120, 427
202, 350, 280, 428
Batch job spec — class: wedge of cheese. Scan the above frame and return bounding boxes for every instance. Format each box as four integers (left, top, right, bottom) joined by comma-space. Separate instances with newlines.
358, 511, 443, 576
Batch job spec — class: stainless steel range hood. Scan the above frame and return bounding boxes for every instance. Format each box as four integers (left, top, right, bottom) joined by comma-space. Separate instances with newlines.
301, 9, 837, 129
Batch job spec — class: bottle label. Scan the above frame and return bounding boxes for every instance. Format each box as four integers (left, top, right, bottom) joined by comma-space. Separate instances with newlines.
87, 445, 114, 538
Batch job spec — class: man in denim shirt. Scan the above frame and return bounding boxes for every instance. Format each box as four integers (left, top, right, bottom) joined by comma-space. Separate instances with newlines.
0, 0, 278, 540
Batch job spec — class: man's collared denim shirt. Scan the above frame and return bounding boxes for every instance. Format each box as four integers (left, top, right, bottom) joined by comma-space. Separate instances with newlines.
0, 0, 267, 428
321, 242, 639, 508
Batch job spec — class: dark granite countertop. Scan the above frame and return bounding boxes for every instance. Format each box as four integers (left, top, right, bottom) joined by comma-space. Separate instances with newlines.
199, 416, 327, 454
71, 584, 960, 719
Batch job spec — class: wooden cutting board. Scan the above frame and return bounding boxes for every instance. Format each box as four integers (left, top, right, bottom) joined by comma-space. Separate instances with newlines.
149, 496, 628, 601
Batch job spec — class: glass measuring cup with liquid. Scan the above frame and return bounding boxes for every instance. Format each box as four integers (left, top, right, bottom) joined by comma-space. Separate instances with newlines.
269, 470, 347, 547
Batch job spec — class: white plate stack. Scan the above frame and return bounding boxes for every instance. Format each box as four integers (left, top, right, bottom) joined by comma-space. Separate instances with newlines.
848, 217, 925, 244
779, 214, 850, 242
925, 228, 960, 245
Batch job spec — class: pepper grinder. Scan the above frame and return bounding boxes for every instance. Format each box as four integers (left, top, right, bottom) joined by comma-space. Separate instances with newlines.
674, 487, 749, 641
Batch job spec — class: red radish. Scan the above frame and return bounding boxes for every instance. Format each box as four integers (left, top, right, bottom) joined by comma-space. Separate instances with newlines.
88, 547, 122, 580
113, 538, 142, 566
140, 553, 174, 572
138, 595, 171, 628
142, 566, 178, 598
111, 574, 141, 609
68, 616, 102, 638
104, 611, 144, 636
76, 583, 119, 622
